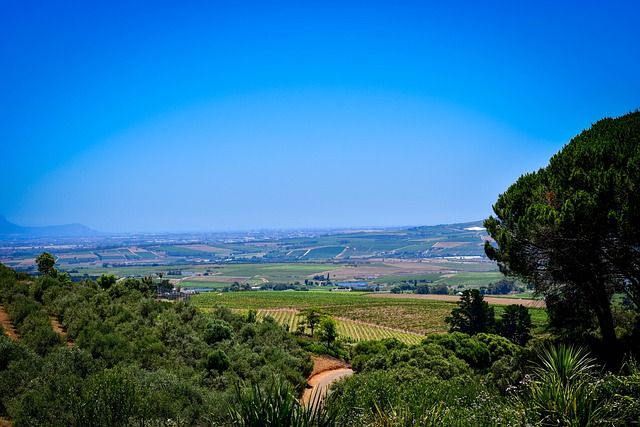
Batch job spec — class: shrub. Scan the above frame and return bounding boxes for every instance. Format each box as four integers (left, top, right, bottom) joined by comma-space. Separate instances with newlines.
424, 332, 491, 370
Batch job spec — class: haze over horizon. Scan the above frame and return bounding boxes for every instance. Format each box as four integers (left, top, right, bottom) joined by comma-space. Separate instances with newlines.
2, 1, 639, 233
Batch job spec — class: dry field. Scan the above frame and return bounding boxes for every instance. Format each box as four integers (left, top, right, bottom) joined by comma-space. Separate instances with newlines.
431, 241, 468, 249
365, 293, 546, 308
184, 275, 250, 283
182, 244, 233, 254
316, 260, 446, 281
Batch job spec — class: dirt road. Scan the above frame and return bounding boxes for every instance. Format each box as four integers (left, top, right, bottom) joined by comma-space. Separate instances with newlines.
302, 368, 353, 405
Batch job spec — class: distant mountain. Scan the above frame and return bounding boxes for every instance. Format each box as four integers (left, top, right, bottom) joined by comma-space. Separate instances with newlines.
0, 216, 102, 239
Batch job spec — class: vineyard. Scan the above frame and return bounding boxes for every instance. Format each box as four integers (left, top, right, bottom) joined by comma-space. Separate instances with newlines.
193, 290, 548, 337
214, 308, 425, 345
193, 291, 457, 334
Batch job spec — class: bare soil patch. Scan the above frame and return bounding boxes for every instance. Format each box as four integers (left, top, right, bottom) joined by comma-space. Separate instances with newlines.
364, 293, 545, 308
183, 244, 232, 254
0, 304, 19, 340
49, 314, 73, 347
319, 260, 445, 281
309, 355, 349, 377
302, 356, 352, 406
431, 241, 467, 249
186, 275, 250, 283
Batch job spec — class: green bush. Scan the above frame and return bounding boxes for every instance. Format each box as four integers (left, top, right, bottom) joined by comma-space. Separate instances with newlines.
424, 332, 491, 370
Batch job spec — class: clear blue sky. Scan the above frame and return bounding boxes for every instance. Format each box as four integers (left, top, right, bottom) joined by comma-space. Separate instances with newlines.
1, 1, 638, 232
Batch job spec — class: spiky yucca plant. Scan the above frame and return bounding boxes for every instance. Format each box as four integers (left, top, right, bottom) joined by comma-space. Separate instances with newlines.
516, 345, 608, 426
229, 380, 339, 427
370, 400, 449, 427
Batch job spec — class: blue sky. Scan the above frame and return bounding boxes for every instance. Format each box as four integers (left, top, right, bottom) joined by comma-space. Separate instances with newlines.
1, 1, 639, 232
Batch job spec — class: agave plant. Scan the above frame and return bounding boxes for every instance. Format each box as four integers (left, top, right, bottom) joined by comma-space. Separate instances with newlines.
515, 344, 608, 426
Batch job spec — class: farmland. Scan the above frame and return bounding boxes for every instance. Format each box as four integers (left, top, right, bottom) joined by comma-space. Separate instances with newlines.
192, 290, 548, 341
1, 220, 492, 271
213, 308, 425, 345
1, 219, 541, 344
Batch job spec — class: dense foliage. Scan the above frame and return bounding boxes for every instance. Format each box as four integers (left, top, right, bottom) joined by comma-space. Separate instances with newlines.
0, 261, 312, 426
3, 229, 640, 426
445, 290, 532, 346
485, 111, 640, 366
445, 289, 495, 335
324, 334, 640, 426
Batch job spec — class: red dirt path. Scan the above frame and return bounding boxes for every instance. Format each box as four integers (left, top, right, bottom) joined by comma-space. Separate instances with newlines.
0, 304, 19, 340
49, 314, 73, 347
302, 355, 351, 405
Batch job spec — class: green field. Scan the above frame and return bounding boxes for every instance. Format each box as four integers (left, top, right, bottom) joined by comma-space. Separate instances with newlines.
191, 263, 342, 283
300, 246, 345, 259
132, 250, 160, 260
373, 273, 442, 284
151, 245, 216, 257
71, 262, 343, 285
432, 271, 505, 287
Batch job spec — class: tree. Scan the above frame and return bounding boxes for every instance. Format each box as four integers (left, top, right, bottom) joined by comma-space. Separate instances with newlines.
445, 289, 495, 335
498, 304, 532, 346
141, 276, 154, 290
317, 317, 338, 347
205, 350, 230, 373
297, 308, 324, 336
431, 283, 449, 295
35, 252, 56, 276
97, 274, 117, 290
415, 283, 430, 294
484, 111, 640, 365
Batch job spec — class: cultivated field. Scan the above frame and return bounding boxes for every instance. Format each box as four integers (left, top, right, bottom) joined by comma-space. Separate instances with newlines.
368, 293, 545, 308
214, 308, 425, 345
193, 290, 548, 340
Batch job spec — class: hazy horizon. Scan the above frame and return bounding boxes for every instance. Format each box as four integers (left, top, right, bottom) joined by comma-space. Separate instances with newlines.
0, 213, 485, 235
2, 2, 639, 233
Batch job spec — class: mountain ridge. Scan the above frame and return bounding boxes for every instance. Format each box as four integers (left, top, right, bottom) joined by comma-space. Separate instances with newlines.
0, 215, 102, 238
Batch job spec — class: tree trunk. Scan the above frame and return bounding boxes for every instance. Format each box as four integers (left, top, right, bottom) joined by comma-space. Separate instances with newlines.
592, 279, 621, 370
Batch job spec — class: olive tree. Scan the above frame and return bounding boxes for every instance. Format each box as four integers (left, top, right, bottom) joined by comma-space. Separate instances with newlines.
35, 252, 56, 276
